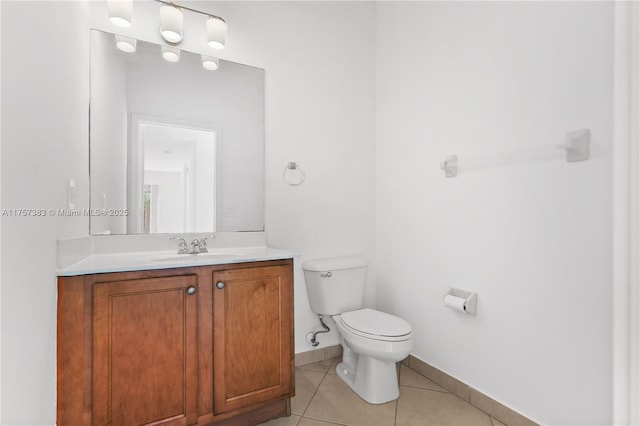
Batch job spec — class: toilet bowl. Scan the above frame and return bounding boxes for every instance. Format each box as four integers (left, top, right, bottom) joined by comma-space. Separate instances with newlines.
332, 308, 413, 404
302, 256, 414, 404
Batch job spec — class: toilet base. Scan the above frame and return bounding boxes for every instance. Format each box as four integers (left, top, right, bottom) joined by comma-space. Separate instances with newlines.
335, 346, 400, 404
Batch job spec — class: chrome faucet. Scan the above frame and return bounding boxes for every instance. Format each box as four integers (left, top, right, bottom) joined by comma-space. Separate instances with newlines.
172, 237, 188, 254
189, 235, 214, 254
188, 239, 202, 254
171, 235, 214, 255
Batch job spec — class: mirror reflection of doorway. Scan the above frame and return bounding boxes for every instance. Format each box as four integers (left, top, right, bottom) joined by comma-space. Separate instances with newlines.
133, 117, 217, 234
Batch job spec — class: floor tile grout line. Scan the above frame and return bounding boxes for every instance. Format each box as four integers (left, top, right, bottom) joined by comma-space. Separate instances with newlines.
403, 362, 523, 426
397, 383, 450, 394
399, 383, 496, 426
291, 362, 496, 426
297, 366, 331, 374
300, 370, 329, 418
301, 414, 350, 426
300, 372, 395, 426
300, 411, 347, 425
393, 392, 399, 426
394, 367, 400, 426
300, 414, 348, 426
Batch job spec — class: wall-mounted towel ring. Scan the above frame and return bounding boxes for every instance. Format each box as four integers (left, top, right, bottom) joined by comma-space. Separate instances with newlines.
283, 162, 305, 186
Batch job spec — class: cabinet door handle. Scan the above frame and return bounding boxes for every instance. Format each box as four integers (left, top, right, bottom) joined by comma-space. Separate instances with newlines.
187, 286, 196, 295
216, 281, 225, 289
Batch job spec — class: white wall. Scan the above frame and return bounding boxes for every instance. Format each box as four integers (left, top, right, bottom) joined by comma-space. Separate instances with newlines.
195, 138, 215, 232
145, 170, 184, 233
376, 2, 613, 425
1, 2, 90, 424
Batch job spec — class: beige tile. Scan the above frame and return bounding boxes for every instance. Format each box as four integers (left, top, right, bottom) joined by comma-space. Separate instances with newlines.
407, 356, 439, 382
298, 358, 336, 374
325, 357, 341, 375
299, 417, 346, 426
408, 356, 470, 402
396, 386, 493, 426
296, 349, 325, 367
469, 388, 538, 426
292, 369, 325, 415
304, 374, 396, 426
259, 414, 301, 426
491, 417, 507, 426
323, 345, 343, 360
399, 365, 448, 393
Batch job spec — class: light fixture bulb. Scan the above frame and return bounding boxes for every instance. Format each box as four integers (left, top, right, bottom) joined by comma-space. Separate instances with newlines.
115, 35, 136, 53
160, 4, 184, 43
107, 0, 132, 27
207, 16, 227, 50
161, 45, 181, 63
201, 55, 219, 71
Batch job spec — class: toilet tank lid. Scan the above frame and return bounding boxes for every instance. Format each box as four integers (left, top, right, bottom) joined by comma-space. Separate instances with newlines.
302, 256, 368, 272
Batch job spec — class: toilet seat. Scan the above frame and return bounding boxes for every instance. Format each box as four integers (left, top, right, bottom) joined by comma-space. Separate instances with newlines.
339, 308, 412, 342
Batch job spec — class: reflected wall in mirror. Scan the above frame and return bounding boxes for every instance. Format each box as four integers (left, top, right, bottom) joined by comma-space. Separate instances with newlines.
90, 29, 265, 235
136, 116, 217, 234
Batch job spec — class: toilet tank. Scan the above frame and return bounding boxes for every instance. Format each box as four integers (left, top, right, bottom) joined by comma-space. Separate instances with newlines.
302, 256, 368, 315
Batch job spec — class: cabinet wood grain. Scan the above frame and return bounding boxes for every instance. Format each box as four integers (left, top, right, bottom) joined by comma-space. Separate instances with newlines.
212, 265, 294, 415
57, 259, 294, 426
93, 275, 198, 425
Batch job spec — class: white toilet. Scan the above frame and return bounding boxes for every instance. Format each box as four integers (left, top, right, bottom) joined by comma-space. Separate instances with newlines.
302, 256, 414, 404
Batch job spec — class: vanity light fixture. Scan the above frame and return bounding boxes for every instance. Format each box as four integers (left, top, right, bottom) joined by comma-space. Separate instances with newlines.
107, 1, 228, 50
201, 55, 219, 71
115, 34, 137, 53
107, 0, 133, 27
207, 15, 227, 49
160, 4, 184, 43
161, 45, 181, 62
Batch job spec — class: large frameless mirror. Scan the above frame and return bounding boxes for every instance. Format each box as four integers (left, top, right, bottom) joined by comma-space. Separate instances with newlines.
89, 29, 265, 235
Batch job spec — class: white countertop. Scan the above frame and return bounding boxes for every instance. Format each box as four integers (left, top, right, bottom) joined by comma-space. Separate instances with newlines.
57, 246, 297, 276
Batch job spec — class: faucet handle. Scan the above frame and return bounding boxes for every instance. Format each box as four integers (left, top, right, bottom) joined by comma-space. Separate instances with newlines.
170, 236, 188, 254
199, 235, 215, 253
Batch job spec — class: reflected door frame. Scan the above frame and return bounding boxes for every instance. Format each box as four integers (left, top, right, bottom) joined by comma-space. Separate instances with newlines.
128, 113, 222, 234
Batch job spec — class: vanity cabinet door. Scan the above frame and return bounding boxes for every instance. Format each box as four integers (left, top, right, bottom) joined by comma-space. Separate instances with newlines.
212, 263, 294, 415
93, 275, 198, 426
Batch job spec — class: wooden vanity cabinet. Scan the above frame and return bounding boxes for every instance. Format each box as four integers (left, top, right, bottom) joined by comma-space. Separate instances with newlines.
57, 259, 294, 426
93, 274, 199, 426
212, 265, 294, 415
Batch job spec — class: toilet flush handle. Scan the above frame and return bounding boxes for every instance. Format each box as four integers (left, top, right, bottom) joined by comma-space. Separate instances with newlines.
320, 272, 332, 278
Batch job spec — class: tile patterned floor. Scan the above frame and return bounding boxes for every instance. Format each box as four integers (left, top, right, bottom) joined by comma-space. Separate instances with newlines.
260, 359, 506, 426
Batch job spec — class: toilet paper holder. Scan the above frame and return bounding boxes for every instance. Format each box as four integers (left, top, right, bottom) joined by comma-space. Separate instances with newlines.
444, 288, 477, 315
